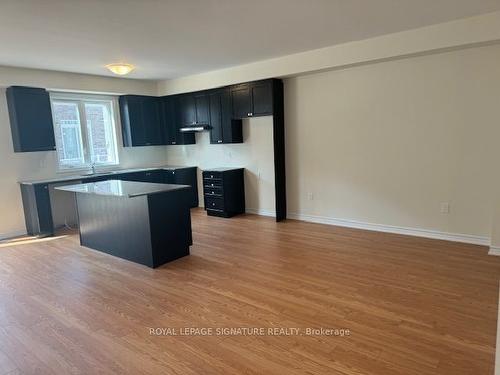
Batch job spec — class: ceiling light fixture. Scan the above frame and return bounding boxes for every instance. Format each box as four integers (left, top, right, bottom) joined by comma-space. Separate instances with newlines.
106, 63, 135, 76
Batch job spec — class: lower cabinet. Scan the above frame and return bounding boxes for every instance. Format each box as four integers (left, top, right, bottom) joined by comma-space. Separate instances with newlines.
118, 170, 164, 183
20, 183, 55, 236
202, 168, 245, 218
163, 167, 199, 208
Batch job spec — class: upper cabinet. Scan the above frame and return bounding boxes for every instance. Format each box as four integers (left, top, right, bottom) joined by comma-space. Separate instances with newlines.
6, 79, 278, 153
161, 96, 195, 145
6, 86, 56, 152
230, 80, 273, 119
208, 89, 242, 144
194, 93, 210, 125
177, 92, 210, 126
119, 95, 164, 147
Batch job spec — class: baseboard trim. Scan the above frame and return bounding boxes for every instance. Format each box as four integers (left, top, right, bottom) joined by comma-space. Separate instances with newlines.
245, 208, 276, 217
0, 229, 27, 241
489, 246, 500, 256
496, 282, 500, 375
287, 212, 489, 246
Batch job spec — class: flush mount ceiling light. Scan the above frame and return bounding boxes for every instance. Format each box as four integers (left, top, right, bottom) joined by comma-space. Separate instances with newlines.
106, 63, 135, 76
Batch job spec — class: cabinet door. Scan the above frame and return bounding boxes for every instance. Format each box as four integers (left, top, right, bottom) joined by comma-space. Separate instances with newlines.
34, 184, 54, 235
178, 95, 196, 126
120, 96, 146, 146
163, 170, 175, 184
251, 81, 273, 116
120, 96, 164, 147
143, 170, 164, 183
119, 172, 145, 182
231, 85, 252, 119
142, 98, 163, 145
173, 168, 199, 208
161, 97, 177, 145
194, 93, 210, 124
221, 89, 243, 144
7, 87, 56, 152
208, 92, 223, 144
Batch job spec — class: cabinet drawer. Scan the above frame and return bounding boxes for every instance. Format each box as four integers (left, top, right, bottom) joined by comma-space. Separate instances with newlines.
203, 179, 222, 189
205, 197, 224, 210
203, 171, 222, 180
204, 186, 222, 197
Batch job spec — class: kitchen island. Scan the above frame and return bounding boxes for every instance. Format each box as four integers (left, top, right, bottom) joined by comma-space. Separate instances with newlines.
19, 165, 198, 237
56, 180, 192, 268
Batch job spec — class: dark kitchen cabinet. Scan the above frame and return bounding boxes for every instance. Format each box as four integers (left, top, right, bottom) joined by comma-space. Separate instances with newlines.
178, 95, 196, 126
208, 92, 223, 143
230, 80, 273, 119
203, 168, 245, 218
231, 85, 252, 119
161, 96, 195, 145
143, 98, 164, 143
118, 168, 198, 207
251, 80, 273, 116
195, 93, 210, 124
144, 170, 165, 183
119, 95, 164, 147
209, 89, 242, 144
20, 183, 54, 236
6, 86, 56, 152
116, 170, 163, 183
163, 167, 199, 208
178, 92, 209, 126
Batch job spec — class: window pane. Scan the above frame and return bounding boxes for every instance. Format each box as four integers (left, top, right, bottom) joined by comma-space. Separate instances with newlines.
84, 102, 117, 165
52, 101, 85, 168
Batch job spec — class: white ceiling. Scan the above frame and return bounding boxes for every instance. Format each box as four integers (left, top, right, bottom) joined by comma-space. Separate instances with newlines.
0, 0, 499, 80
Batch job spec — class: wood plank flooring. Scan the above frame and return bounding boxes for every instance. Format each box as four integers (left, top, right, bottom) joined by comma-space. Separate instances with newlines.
0, 208, 499, 374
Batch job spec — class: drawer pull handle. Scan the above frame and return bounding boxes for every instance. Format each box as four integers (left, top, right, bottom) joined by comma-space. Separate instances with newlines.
210, 175, 214, 178
212, 203, 215, 206
211, 183, 214, 187
248, 112, 253, 116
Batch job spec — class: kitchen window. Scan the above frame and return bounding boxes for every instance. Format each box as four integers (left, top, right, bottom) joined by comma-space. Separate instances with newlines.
50, 93, 119, 170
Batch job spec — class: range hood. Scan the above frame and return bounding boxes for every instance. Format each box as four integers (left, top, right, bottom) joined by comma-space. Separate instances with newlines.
179, 124, 211, 132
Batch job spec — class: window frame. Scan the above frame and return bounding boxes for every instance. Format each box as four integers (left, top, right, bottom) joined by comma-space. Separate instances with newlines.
49, 92, 120, 172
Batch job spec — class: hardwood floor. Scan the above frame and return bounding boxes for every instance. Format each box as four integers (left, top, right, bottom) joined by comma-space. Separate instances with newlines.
0, 208, 499, 374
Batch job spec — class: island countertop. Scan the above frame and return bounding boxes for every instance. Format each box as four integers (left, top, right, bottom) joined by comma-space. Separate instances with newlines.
55, 180, 190, 198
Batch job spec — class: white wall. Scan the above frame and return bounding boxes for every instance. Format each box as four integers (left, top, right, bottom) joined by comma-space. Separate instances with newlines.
0, 67, 167, 238
160, 43, 500, 243
163, 119, 275, 214
284, 44, 500, 240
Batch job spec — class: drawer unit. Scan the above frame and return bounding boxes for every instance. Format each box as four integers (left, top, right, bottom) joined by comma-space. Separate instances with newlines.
202, 168, 245, 218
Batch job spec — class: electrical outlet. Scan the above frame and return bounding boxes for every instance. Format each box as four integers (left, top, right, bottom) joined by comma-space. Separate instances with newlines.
440, 202, 450, 214
307, 192, 314, 201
